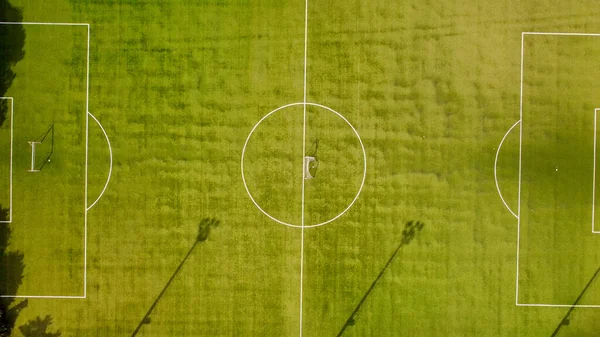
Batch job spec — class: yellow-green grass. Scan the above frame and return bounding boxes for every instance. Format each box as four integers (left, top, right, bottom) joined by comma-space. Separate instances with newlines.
7, 0, 600, 336
519, 34, 600, 306
4, 24, 87, 297
0, 98, 11, 213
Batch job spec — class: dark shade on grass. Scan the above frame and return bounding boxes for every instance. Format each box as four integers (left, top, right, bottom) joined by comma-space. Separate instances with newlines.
18, 315, 61, 337
131, 218, 220, 337
0, 0, 25, 127
550, 265, 600, 337
0, 204, 25, 336
336, 220, 425, 337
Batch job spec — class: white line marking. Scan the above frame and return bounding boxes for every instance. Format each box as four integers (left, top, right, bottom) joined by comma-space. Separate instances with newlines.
299, 0, 309, 335
0, 22, 90, 299
517, 303, 600, 308
494, 120, 520, 219
0, 22, 89, 26
0, 97, 12, 224
594, 109, 599, 233
516, 32, 600, 307
516, 32, 524, 305
523, 32, 600, 37
241, 102, 366, 228
0, 295, 86, 299
84, 23, 90, 298
86, 112, 113, 211
7, 98, 11, 223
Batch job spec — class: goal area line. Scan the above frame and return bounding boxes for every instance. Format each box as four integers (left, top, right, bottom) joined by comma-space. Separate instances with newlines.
0, 97, 12, 224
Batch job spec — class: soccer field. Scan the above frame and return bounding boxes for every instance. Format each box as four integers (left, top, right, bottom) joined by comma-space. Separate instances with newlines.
3, 0, 600, 336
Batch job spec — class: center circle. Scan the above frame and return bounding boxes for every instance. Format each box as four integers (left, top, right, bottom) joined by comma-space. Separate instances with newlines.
241, 102, 366, 228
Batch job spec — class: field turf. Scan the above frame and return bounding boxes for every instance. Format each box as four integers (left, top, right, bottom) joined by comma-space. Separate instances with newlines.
5, 0, 600, 336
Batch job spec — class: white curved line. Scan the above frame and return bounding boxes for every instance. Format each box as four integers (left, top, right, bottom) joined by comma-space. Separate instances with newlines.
494, 120, 520, 219
306, 103, 367, 228
86, 112, 113, 211
241, 102, 367, 228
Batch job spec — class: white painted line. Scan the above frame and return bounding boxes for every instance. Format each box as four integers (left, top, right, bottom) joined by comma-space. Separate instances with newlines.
516, 32, 524, 305
86, 112, 113, 211
517, 32, 600, 307
0, 295, 85, 299
523, 32, 600, 37
299, 0, 309, 335
517, 303, 600, 308
494, 120, 520, 219
83, 23, 90, 298
0, 22, 89, 26
0, 22, 90, 299
0, 97, 12, 224
240, 102, 366, 228
594, 109, 599, 233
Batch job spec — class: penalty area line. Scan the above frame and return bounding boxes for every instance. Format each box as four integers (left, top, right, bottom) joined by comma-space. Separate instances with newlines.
517, 303, 600, 308
0, 22, 90, 299
593, 108, 600, 233
0, 295, 86, 299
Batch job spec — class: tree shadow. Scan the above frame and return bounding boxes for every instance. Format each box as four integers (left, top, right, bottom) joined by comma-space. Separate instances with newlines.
0, 0, 26, 127
18, 315, 61, 337
336, 220, 425, 337
131, 217, 220, 337
0, 204, 26, 335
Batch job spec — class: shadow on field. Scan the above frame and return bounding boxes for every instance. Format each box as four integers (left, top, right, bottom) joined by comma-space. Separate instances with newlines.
0, 0, 26, 127
18, 315, 61, 337
550, 265, 600, 337
131, 217, 220, 337
336, 220, 425, 337
0, 204, 26, 336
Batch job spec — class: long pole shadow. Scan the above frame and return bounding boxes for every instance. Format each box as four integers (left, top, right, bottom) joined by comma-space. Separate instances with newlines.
336, 220, 424, 337
549, 264, 600, 337
130, 218, 219, 337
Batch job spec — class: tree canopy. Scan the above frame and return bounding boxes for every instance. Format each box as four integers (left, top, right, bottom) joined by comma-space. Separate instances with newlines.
0, 204, 26, 336
0, 0, 25, 127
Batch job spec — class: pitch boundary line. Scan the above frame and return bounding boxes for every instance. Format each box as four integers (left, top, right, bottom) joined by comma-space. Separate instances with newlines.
0, 22, 91, 300
516, 31, 600, 307
0, 97, 12, 224
86, 111, 113, 211
494, 119, 520, 219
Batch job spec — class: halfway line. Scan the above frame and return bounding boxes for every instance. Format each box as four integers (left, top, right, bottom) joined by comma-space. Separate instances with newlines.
299, 0, 309, 336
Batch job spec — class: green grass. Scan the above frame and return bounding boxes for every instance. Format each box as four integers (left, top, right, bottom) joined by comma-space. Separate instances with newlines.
6, 0, 600, 336
6, 24, 87, 296
0, 98, 11, 211
520, 34, 600, 306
